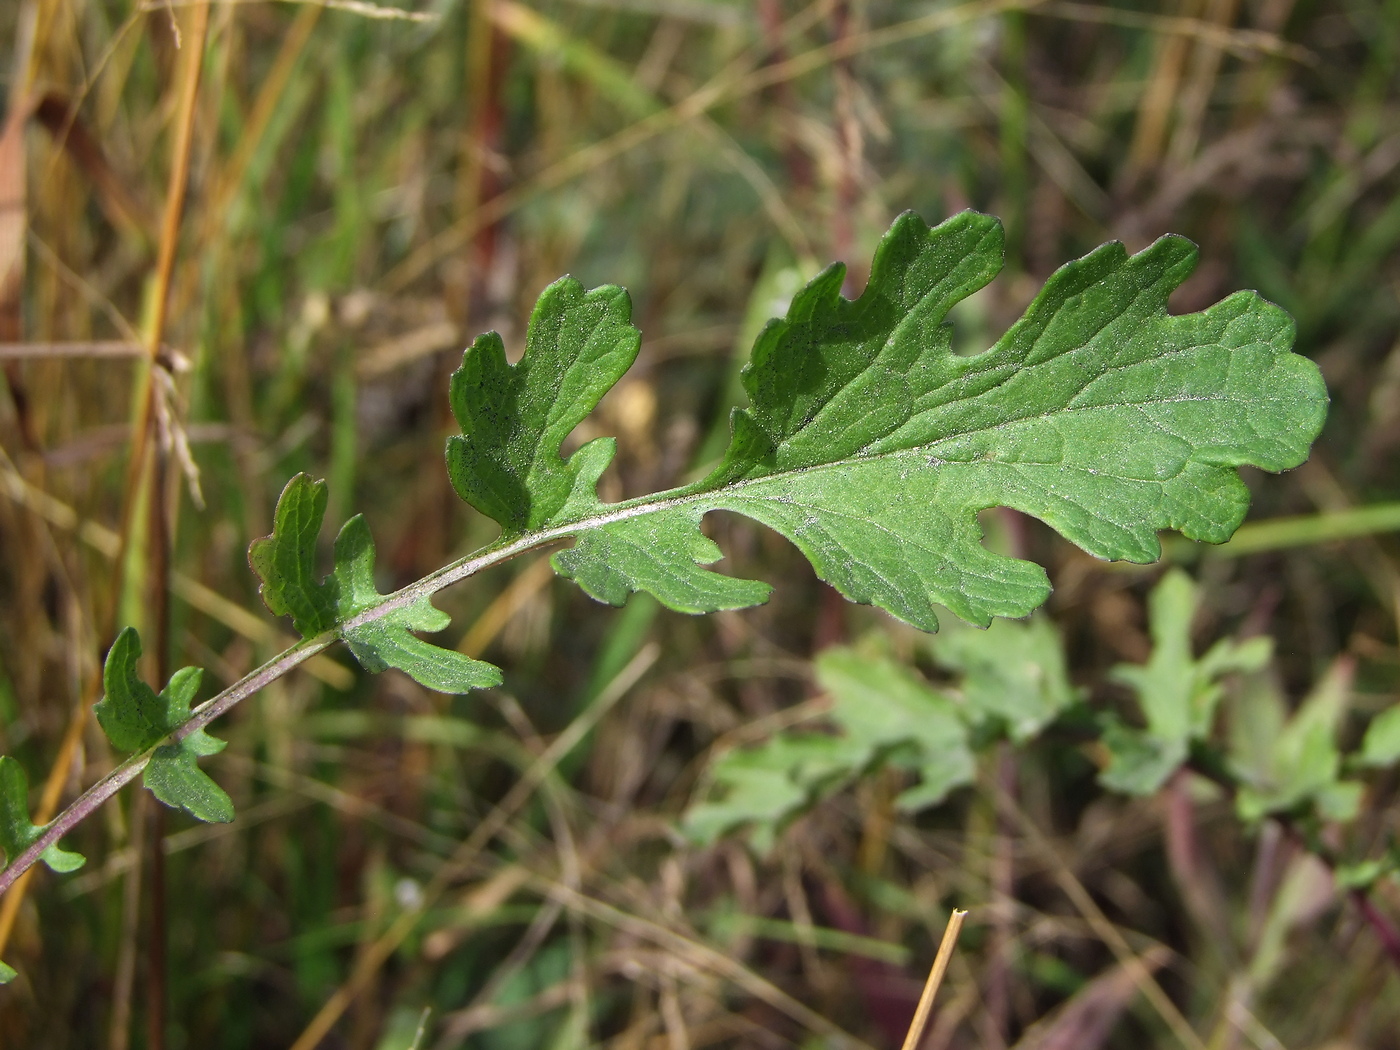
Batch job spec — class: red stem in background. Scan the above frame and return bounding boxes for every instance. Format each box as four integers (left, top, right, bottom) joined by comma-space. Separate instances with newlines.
1350, 889, 1400, 971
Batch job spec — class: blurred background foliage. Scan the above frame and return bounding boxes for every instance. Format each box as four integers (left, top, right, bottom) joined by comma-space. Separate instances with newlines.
1, 0, 1400, 1047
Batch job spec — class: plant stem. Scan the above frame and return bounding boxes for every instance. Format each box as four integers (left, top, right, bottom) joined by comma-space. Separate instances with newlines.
1183, 751, 1400, 976
0, 467, 823, 894
0, 636, 329, 896
0, 487, 658, 894
1350, 889, 1400, 971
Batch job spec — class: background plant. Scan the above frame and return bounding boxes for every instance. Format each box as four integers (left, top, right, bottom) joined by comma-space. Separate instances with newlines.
2, 1, 1400, 1049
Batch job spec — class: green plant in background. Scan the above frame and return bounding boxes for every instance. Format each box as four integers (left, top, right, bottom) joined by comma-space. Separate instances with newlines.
1229, 659, 1362, 824
1099, 570, 1272, 796
682, 615, 1077, 850
0, 209, 1328, 982
685, 568, 1400, 897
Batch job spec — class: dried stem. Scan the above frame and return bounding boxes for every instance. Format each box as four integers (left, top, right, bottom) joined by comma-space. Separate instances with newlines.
900, 909, 967, 1050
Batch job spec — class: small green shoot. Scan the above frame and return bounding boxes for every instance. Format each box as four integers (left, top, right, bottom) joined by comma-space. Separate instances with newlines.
1231, 660, 1363, 823
1101, 569, 1271, 795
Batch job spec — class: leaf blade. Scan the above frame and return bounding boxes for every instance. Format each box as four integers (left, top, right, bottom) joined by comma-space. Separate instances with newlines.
334, 515, 502, 692
247, 473, 338, 637
144, 743, 235, 824
447, 278, 641, 533
545, 212, 1325, 628
94, 627, 233, 823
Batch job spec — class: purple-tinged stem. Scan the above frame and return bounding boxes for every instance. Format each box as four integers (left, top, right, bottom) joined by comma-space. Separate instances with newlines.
0, 637, 330, 895
1351, 888, 1400, 972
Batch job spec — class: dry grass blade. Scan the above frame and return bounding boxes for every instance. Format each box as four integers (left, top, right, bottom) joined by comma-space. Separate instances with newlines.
0, 340, 145, 359
1010, 946, 1171, 1050
531, 878, 881, 1050
1042, 1, 1309, 61
385, 0, 1035, 290
457, 556, 555, 657
901, 909, 968, 1050
0, 455, 354, 688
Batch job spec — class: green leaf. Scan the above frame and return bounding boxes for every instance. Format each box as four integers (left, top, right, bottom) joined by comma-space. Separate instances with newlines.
1360, 704, 1400, 768
144, 742, 234, 824
1100, 570, 1271, 795
814, 648, 974, 812
1232, 660, 1361, 823
1335, 854, 1398, 891
95, 628, 233, 823
0, 756, 85, 873
551, 508, 770, 613
446, 277, 641, 534
527, 211, 1325, 631
0, 958, 15, 984
334, 515, 503, 693
94, 627, 174, 752
681, 735, 845, 854
1098, 722, 1188, 796
249, 478, 501, 693
926, 614, 1079, 743
682, 647, 973, 849
248, 473, 339, 637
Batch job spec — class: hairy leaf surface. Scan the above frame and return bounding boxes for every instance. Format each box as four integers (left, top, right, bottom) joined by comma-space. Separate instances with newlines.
95, 627, 234, 822
454, 211, 1326, 630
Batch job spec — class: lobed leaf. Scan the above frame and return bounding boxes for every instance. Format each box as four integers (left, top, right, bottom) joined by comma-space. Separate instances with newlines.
249, 479, 501, 693
927, 614, 1079, 743
531, 211, 1326, 631
248, 473, 339, 637
814, 648, 974, 812
551, 507, 770, 613
681, 736, 844, 855
333, 516, 502, 692
682, 647, 973, 850
95, 628, 233, 823
1232, 659, 1362, 823
446, 277, 641, 534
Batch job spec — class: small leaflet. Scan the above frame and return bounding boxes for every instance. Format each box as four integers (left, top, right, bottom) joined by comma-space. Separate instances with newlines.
248, 477, 502, 693
446, 277, 641, 534
0, 756, 85, 874
1230, 659, 1362, 823
248, 473, 339, 638
333, 515, 503, 693
95, 628, 234, 823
